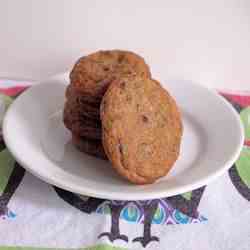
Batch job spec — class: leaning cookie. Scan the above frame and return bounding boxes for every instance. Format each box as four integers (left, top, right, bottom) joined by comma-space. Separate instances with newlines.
72, 134, 107, 160
101, 76, 183, 184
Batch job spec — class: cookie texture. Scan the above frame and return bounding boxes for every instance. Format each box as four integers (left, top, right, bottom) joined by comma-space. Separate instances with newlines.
72, 134, 107, 160
63, 100, 102, 139
101, 77, 183, 184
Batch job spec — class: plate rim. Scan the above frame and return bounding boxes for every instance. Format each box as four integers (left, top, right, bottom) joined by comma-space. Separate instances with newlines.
2, 73, 245, 200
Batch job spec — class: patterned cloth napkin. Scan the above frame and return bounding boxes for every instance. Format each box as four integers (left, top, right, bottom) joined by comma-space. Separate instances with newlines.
0, 81, 250, 250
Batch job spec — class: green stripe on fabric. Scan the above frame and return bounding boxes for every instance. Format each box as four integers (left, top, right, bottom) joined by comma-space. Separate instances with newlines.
0, 94, 13, 127
0, 149, 15, 195
0, 94, 13, 109
240, 107, 250, 140
236, 147, 250, 188
182, 191, 192, 200
0, 244, 128, 250
84, 244, 128, 250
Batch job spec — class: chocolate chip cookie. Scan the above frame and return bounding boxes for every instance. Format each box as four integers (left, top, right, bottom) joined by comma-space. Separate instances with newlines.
101, 77, 183, 184
69, 50, 151, 102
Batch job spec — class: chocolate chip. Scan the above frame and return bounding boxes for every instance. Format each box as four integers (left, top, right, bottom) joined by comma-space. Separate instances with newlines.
118, 143, 123, 154
142, 115, 149, 123
120, 81, 126, 89
118, 54, 125, 63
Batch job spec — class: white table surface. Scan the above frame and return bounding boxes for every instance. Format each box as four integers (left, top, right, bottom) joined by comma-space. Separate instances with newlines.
0, 0, 249, 90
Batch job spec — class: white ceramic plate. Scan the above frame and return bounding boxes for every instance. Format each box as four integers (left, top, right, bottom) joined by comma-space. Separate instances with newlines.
3, 73, 244, 200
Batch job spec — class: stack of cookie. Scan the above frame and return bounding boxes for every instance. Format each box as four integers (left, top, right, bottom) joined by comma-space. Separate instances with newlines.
64, 50, 183, 184
63, 50, 151, 160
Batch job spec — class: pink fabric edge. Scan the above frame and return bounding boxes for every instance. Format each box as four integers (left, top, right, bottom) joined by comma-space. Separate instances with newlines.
0, 86, 29, 96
